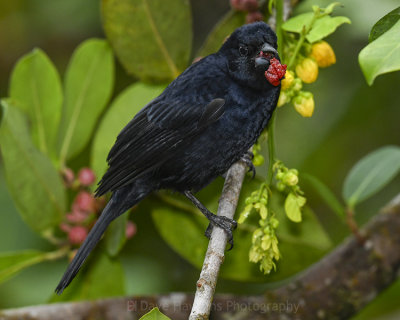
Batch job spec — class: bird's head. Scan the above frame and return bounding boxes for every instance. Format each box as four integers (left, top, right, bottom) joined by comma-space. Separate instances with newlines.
219, 22, 286, 91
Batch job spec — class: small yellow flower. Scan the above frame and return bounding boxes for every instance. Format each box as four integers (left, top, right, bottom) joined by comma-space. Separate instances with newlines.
277, 91, 289, 107
310, 41, 336, 68
295, 58, 318, 83
281, 70, 294, 90
293, 92, 315, 117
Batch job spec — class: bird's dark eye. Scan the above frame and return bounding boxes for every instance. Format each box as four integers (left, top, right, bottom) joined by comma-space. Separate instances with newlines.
239, 46, 249, 56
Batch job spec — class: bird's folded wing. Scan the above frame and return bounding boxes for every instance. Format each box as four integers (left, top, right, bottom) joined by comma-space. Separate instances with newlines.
95, 97, 225, 196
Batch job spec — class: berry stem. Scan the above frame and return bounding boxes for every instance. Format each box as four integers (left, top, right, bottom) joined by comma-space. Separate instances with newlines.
267, 111, 276, 187
275, 0, 284, 60
287, 8, 319, 69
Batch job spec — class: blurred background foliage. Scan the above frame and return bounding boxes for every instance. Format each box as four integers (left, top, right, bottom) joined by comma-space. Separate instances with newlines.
0, 0, 399, 319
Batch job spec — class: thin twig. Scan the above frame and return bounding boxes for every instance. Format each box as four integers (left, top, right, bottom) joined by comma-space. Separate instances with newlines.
189, 161, 248, 320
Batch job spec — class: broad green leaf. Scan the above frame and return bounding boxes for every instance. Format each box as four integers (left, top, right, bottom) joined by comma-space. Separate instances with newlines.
359, 20, 400, 86
9, 48, 62, 158
197, 10, 245, 57
282, 12, 314, 33
369, 6, 400, 43
282, 13, 350, 43
91, 82, 164, 179
0, 100, 65, 234
152, 178, 332, 282
0, 250, 49, 284
50, 252, 125, 301
306, 16, 351, 43
139, 308, 171, 320
284, 192, 305, 222
342, 145, 400, 208
105, 214, 129, 257
102, 0, 192, 82
58, 39, 114, 164
301, 173, 345, 218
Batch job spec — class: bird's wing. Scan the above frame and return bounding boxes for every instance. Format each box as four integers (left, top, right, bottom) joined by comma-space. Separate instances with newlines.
95, 97, 225, 196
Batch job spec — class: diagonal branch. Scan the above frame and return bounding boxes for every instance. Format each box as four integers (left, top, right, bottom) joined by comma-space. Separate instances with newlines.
189, 161, 248, 319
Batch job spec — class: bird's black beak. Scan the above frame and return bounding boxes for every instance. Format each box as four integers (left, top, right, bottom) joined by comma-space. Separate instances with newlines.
255, 43, 278, 69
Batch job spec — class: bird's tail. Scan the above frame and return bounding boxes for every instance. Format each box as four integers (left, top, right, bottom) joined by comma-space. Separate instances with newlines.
55, 197, 119, 294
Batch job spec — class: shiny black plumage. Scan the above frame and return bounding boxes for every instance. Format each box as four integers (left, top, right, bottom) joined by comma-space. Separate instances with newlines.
56, 21, 281, 294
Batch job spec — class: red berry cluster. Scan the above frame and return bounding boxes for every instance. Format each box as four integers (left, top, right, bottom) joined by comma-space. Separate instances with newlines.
60, 167, 137, 246
265, 58, 287, 86
60, 167, 103, 245
230, 0, 263, 24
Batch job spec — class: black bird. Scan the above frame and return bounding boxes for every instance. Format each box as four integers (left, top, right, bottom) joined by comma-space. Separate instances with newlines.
56, 21, 284, 294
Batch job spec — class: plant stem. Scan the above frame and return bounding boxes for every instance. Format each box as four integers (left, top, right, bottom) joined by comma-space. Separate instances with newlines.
43, 246, 70, 261
275, 0, 284, 58
287, 13, 318, 70
267, 112, 276, 186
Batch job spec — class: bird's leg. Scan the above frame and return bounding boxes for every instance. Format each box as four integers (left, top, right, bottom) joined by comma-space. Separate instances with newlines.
183, 190, 237, 250
241, 151, 256, 179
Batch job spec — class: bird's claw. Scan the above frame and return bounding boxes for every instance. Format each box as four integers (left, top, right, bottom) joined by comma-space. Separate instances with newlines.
205, 215, 237, 250
241, 152, 256, 179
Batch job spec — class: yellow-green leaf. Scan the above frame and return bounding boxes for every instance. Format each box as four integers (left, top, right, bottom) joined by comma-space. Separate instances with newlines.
9, 48, 62, 158
91, 82, 164, 180
284, 192, 305, 222
102, 0, 192, 82
342, 145, 400, 208
0, 250, 48, 284
359, 20, 400, 85
0, 100, 65, 234
139, 307, 171, 320
58, 39, 114, 164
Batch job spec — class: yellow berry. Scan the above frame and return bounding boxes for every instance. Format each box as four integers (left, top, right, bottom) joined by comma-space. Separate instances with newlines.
293, 92, 315, 117
310, 41, 336, 68
281, 70, 294, 90
295, 58, 318, 83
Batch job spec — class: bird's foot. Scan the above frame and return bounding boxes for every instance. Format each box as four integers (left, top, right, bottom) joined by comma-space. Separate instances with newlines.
241, 151, 256, 179
205, 215, 237, 250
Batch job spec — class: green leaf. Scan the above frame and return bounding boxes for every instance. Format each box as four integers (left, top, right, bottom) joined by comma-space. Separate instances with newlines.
102, 0, 192, 82
284, 192, 305, 222
301, 173, 345, 218
9, 48, 63, 158
282, 12, 314, 33
342, 145, 400, 208
0, 100, 65, 234
282, 13, 350, 43
139, 307, 171, 320
152, 178, 332, 282
91, 82, 164, 179
369, 6, 400, 42
306, 16, 351, 43
197, 10, 245, 57
359, 19, 400, 86
105, 214, 129, 257
0, 250, 49, 284
58, 39, 114, 164
50, 252, 125, 301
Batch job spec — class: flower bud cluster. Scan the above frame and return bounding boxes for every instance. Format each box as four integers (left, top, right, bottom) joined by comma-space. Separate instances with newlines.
60, 167, 102, 245
59, 167, 138, 246
249, 217, 280, 274
230, 0, 264, 24
238, 183, 281, 274
274, 161, 301, 194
